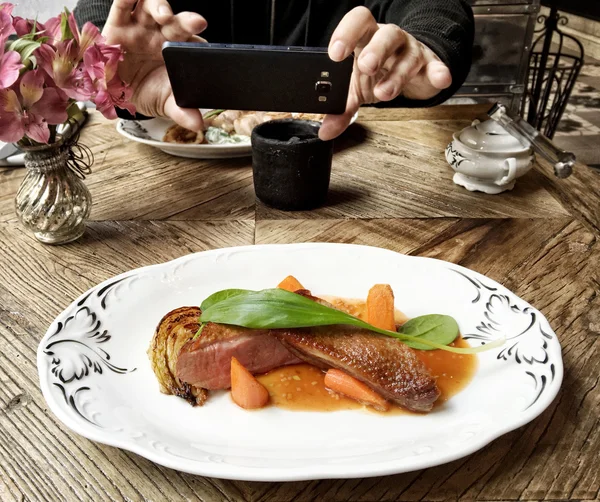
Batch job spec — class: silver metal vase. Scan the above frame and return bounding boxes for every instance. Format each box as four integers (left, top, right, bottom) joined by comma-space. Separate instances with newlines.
15, 142, 92, 245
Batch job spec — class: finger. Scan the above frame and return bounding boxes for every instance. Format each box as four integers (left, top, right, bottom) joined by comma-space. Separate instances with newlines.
328, 6, 378, 62
319, 92, 360, 141
425, 60, 452, 90
147, 0, 175, 21
164, 94, 205, 132
160, 12, 208, 41
188, 35, 207, 43
374, 44, 425, 101
357, 24, 407, 76
105, 0, 137, 27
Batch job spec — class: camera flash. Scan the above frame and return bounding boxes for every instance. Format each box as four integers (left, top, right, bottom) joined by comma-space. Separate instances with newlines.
319, 96, 327, 102
321, 71, 329, 77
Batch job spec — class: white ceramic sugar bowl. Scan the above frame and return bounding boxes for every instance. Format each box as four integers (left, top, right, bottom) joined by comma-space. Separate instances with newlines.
445, 119, 534, 194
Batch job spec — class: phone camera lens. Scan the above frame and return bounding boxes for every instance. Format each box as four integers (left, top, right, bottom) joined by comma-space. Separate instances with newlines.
315, 81, 332, 93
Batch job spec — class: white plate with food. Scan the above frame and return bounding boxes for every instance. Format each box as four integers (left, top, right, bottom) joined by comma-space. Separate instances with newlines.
116, 110, 358, 159
37, 243, 562, 481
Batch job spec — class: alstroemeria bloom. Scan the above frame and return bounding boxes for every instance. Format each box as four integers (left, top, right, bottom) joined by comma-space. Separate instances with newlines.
0, 45, 22, 89
94, 77, 135, 119
36, 39, 94, 101
0, 70, 69, 143
0, 4, 21, 89
67, 13, 103, 58
84, 43, 134, 119
0, 3, 15, 46
12, 16, 45, 38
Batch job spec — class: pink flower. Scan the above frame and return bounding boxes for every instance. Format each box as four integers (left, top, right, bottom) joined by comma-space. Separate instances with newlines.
0, 3, 15, 46
0, 5, 23, 90
0, 4, 135, 142
84, 43, 135, 118
42, 15, 61, 44
12, 16, 44, 38
94, 78, 135, 119
0, 69, 69, 143
0, 44, 22, 89
36, 39, 94, 101
76, 22, 103, 58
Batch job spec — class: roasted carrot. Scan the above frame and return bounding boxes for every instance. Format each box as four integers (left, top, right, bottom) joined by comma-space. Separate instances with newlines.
277, 275, 305, 292
366, 284, 397, 331
230, 357, 270, 409
324, 369, 390, 412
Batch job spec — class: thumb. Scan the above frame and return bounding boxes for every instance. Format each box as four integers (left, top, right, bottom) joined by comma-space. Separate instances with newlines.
425, 61, 452, 90
164, 94, 204, 131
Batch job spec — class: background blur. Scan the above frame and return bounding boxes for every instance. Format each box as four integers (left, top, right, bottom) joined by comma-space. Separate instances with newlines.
13, 0, 78, 22
11, 0, 600, 167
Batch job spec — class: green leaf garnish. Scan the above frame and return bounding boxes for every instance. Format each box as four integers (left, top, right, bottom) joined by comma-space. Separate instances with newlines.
203, 109, 225, 119
193, 322, 206, 340
397, 315, 459, 350
200, 288, 249, 311
198, 288, 505, 354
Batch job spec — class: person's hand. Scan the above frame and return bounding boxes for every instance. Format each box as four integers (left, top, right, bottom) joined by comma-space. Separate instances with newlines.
319, 7, 452, 141
102, 0, 207, 130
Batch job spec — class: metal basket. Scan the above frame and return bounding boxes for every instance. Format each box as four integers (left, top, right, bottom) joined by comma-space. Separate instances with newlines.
520, 8, 584, 139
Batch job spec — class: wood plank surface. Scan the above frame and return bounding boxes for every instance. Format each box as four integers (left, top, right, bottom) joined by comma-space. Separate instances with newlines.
0, 106, 598, 502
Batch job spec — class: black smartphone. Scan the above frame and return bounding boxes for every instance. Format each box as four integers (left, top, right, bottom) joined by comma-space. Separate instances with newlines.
162, 42, 354, 114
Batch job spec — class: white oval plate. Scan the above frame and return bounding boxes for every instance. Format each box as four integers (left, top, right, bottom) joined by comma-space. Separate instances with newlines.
116, 112, 358, 159
37, 243, 562, 481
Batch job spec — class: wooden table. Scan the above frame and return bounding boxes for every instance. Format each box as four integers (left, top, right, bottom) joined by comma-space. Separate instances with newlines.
0, 105, 598, 502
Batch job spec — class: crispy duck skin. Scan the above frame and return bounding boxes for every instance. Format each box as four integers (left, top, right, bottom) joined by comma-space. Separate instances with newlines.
273, 326, 440, 412
147, 307, 208, 406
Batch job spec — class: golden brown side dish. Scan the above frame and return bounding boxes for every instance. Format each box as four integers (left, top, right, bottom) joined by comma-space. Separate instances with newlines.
147, 306, 207, 406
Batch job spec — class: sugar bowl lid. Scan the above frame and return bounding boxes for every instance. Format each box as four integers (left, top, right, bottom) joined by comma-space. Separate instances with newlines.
458, 119, 529, 153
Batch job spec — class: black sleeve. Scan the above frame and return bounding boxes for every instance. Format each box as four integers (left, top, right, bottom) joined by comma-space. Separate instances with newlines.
73, 0, 111, 32
364, 0, 474, 108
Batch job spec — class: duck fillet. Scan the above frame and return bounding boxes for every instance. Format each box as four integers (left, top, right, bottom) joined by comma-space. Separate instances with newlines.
272, 326, 440, 412
176, 322, 302, 390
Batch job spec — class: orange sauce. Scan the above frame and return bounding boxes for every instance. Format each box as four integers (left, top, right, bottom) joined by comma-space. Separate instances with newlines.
257, 297, 478, 413
257, 364, 362, 411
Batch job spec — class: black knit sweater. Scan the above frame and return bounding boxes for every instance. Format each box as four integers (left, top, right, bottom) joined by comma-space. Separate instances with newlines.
74, 0, 473, 109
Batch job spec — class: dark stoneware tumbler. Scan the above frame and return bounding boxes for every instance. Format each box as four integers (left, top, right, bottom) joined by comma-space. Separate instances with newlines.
251, 119, 333, 211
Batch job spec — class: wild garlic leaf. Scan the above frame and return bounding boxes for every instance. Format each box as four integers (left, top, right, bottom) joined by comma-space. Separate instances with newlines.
198, 288, 503, 354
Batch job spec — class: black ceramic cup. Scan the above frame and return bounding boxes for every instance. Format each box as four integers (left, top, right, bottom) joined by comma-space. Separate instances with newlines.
251, 119, 333, 211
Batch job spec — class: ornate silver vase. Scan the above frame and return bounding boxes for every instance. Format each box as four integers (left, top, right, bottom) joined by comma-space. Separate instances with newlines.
15, 141, 92, 245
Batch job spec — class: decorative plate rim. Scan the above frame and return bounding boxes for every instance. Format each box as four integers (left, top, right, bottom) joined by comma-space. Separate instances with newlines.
36, 242, 564, 481
116, 118, 252, 150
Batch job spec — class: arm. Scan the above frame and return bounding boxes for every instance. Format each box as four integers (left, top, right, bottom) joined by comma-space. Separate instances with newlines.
319, 2, 474, 140
365, 0, 474, 107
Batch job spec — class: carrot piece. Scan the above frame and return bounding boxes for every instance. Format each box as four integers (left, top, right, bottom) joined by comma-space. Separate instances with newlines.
366, 284, 397, 331
230, 357, 270, 409
277, 275, 305, 292
324, 369, 390, 412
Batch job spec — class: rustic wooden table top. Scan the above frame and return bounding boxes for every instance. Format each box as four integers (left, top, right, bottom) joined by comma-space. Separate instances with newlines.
0, 105, 598, 502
